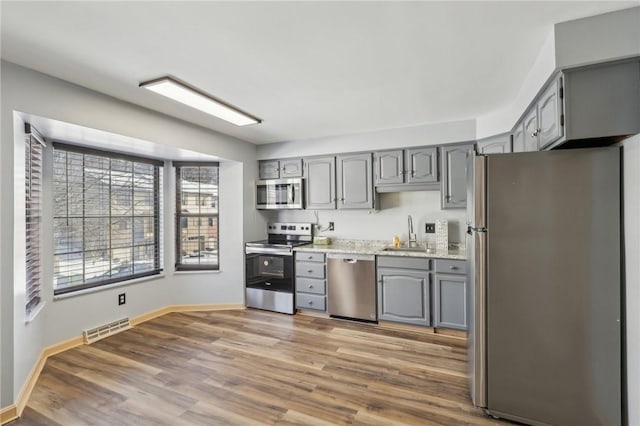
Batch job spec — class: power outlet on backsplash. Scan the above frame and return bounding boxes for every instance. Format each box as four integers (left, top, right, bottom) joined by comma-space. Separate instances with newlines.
424, 223, 435, 233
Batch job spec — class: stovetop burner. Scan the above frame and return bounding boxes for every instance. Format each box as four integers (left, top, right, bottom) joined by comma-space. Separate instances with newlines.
245, 222, 313, 255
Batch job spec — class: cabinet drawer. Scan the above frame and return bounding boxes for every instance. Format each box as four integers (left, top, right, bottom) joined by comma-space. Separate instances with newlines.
296, 261, 325, 279
296, 277, 326, 295
377, 256, 431, 271
435, 259, 467, 275
296, 293, 326, 311
297, 252, 325, 263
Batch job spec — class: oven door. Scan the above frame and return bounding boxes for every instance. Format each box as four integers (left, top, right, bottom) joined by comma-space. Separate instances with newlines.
245, 252, 294, 292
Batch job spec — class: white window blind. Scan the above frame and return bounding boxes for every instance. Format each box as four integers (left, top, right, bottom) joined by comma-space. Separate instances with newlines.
52, 143, 163, 295
25, 124, 46, 316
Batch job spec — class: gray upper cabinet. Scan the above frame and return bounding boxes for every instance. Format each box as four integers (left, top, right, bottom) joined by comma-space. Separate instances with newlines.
258, 160, 280, 179
477, 133, 512, 154
441, 144, 473, 209
508, 59, 640, 151
405, 147, 438, 183
305, 156, 336, 210
336, 153, 374, 209
374, 146, 438, 190
523, 108, 539, 152
374, 150, 404, 185
512, 122, 525, 153
537, 76, 564, 149
517, 74, 564, 152
258, 158, 303, 179
280, 158, 304, 178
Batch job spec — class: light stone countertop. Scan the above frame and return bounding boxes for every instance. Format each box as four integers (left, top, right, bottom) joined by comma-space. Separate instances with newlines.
294, 239, 467, 260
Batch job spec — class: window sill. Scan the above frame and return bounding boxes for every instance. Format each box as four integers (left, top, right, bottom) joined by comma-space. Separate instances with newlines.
25, 302, 46, 324
53, 274, 165, 301
173, 269, 221, 275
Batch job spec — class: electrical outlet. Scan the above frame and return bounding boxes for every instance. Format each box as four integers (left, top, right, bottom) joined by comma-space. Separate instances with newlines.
118, 293, 126, 306
425, 223, 436, 233
328, 222, 335, 231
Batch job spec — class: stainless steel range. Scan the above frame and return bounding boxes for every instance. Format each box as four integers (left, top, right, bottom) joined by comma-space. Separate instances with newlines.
245, 222, 313, 314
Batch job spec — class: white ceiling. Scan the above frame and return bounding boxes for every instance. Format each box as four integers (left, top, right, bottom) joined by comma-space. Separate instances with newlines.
1, 1, 638, 145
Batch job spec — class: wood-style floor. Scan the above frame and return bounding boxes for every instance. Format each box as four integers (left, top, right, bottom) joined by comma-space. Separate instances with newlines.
10, 309, 510, 425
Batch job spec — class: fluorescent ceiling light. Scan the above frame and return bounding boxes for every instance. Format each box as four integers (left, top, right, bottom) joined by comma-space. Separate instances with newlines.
139, 77, 261, 126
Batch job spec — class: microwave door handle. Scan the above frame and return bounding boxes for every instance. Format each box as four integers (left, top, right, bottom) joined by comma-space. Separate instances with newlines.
291, 184, 295, 203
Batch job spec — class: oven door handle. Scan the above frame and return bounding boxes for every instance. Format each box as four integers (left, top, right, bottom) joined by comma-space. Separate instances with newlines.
245, 246, 293, 256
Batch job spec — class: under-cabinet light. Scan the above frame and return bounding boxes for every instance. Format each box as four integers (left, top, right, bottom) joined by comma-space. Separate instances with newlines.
139, 76, 261, 126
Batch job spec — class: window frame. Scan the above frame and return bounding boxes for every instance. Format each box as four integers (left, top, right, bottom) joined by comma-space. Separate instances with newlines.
174, 162, 220, 271
52, 142, 163, 295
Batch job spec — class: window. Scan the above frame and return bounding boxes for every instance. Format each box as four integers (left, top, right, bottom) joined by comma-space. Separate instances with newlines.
52, 143, 163, 295
175, 163, 219, 270
25, 124, 45, 316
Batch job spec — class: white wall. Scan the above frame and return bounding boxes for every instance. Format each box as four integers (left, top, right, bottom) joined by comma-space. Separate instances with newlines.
265, 191, 467, 245
257, 120, 474, 246
476, 6, 640, 140
623, 135, 640, 426
475, 29, 556, 139
555, 6, 640, 70
256, 119, 476, 160
0, 60, 265, 407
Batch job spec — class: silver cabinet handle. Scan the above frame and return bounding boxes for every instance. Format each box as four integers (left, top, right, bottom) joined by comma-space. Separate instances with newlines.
309, 285, 314, 289
308, 256, 313, 259
450, 266, 458, 270
308, 270, 313, 273
265, 282, 272, 286
308, 300, 313, 305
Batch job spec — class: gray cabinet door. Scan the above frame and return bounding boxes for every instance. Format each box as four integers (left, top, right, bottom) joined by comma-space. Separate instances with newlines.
523, 108, 539, 152
434, 274, 468, 330
441, 144, 473, 209
406, 147, 438, 183
512, 122, 525, 153
305, 156, 336, 210
280, 158, 303, 178
337, 153, 373, 209
537, 76, 564, 150
374, 150, 404, 185
377, 267, 430, 326
259, 160, 280, 179
477, 133, 512, 154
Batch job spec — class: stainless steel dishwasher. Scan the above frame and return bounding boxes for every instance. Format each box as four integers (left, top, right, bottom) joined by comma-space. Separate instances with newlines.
327, 253, 377, 322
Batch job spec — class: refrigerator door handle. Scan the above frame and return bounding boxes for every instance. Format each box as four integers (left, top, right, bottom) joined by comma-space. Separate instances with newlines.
467, 226, 487, 234
474, 229, 487, 408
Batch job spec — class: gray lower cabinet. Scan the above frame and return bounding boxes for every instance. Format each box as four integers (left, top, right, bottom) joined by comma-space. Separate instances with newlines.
434, 259, 468, 331
305, 156, 336, 210
477, 133, 512, 154
376, 256, 431, 326
336, 153, 374, 209
295, 252, 326, 311
440, 144, 474, 209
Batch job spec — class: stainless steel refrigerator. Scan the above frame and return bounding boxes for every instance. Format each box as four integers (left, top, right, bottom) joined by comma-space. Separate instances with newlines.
467, 148, 623, 426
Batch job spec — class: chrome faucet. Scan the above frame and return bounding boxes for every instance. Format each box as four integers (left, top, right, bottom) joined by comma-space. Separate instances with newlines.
408, 215, 417, 248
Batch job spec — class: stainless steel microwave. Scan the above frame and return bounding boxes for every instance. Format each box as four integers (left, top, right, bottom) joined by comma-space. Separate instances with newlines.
256, 178, 304, 210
